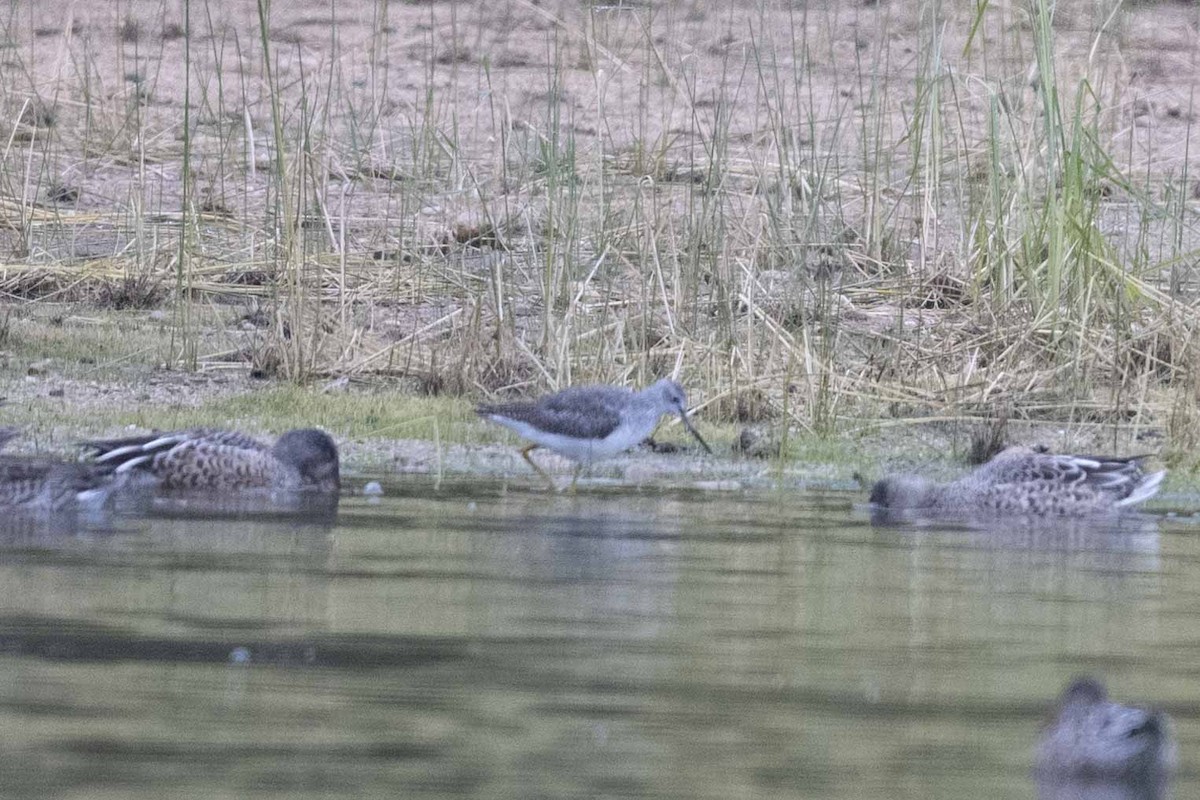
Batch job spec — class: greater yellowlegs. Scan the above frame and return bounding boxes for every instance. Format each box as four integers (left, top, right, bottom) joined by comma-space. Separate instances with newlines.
477, 378, 712, 490
84, 428, 340, 492
869, 447, 1164, 517
1036, 677, 1175, 781
0, 428, 113, 511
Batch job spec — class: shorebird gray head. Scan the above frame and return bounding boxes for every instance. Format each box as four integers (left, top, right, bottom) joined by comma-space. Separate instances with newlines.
272, 429, 340, 491
869, 475, 937, 509
649, 379, 711, 454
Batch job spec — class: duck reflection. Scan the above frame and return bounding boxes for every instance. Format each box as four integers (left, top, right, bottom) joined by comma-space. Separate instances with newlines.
490, 501, 684, 633
0, 508, 106, 542
112, 485, 340, 526
869, 509, 1161, 564
871, 505, 1160, 538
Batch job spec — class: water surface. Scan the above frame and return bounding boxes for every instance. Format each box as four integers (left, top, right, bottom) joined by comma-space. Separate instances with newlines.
0, 478, 1195, 799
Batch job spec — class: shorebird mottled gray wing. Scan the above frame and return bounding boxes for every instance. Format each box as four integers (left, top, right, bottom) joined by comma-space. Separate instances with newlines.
478, 385, 629, 440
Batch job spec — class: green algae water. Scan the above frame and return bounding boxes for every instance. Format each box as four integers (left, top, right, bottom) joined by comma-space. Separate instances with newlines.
0, 478, 1194, 799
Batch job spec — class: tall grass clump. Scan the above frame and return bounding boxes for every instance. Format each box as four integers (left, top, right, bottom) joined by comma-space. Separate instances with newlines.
0, 0, 1199, 458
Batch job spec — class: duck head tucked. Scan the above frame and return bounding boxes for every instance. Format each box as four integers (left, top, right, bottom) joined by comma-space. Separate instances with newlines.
868, 475, 936, 509
272, 428, 341, 492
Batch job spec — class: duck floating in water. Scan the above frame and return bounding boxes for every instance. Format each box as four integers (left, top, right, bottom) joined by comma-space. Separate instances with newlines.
0, 428, 112, 511
1036, 677, 1175, 786
83, 428, 340, 493
869, 447, 1164, 517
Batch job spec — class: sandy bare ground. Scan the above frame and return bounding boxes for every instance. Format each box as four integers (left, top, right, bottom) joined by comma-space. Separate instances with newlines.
3, 0, 1200, 484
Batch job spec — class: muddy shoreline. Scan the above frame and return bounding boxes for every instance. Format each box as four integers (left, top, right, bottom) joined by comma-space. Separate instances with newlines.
3, 364, 1191, 508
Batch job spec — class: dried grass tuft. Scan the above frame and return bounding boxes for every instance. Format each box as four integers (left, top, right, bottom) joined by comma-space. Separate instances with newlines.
1, 0, 1198, 446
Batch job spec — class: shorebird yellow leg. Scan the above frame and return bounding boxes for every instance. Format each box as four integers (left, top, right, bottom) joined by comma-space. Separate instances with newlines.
520, 444, 557, 491
569, 464, 582, 494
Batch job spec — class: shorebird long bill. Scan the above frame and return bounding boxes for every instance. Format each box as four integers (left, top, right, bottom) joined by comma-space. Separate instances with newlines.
679, 411, 712, 454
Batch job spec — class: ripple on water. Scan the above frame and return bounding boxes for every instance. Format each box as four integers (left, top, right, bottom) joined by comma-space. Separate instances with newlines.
0, 476, 1194, 800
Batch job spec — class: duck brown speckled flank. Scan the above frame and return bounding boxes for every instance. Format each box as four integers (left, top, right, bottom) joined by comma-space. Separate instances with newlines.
869, 447, 1164, 517
1036, 677, 1176, 784
83, 428, 340, 493
0, 428, 113, 511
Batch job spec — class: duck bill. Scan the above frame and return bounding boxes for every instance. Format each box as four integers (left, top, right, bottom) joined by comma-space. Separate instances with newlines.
678, 412, 712, 454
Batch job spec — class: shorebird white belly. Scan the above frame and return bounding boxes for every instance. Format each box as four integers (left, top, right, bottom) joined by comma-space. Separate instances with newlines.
487, 417, 648, 464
